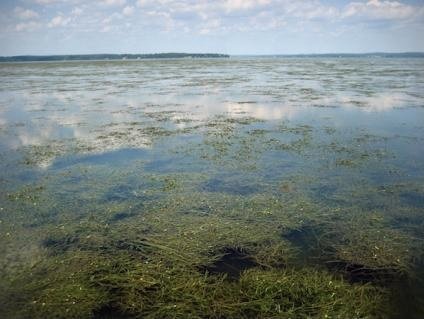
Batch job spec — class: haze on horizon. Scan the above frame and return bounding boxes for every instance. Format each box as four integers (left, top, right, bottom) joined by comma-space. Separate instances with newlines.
0, 0, 423, 56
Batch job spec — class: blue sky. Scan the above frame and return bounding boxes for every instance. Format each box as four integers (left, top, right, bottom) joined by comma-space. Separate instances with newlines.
0, 0, 423, 55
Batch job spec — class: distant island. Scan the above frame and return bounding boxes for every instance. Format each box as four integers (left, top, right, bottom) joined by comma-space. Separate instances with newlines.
0, 53, 230, 62
240, 52, 424, 58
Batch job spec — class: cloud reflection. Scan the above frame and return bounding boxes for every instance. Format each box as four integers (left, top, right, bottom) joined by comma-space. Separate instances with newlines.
0, 58, 423, 167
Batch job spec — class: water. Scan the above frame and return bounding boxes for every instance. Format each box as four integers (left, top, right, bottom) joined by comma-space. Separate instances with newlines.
0, 58, 424, 318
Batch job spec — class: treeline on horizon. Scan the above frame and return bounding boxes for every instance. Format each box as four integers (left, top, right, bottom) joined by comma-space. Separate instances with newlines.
0, 53, 230, 62
0, 52, 423, 62
247, 52, 424, 58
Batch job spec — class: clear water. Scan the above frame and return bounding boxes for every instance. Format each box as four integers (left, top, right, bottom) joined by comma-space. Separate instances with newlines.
0, 58, 424, 318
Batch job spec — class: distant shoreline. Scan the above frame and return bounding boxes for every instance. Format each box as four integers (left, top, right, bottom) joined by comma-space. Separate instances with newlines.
234, 52, 424, 58
0, 52, 423, 62
0, 53, 230, 62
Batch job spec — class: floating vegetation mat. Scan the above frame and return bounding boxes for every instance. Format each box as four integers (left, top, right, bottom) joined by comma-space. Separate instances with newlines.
1, 58, 424, 318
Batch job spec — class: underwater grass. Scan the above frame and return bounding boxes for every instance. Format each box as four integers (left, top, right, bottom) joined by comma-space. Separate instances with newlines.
1, 187, 418, 318
1, 248, 390, 319
1, 109, 424, 318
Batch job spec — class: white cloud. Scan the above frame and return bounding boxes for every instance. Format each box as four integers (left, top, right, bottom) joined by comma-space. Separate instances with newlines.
7, 0, 424, 39
71, 7, 83, 16
223, 0, 271, 12
102, 0, 126, 6
275, 1, 339, 22
136, 0, 151, 7
249, 11, 287, 31
136, 0, 169, 7
34, 0, 62, 4
16, 21, 42, 32
48, 15, 71, 27
14, 7, 40, 20
343, 0, 421, 20
122, 5, 134, 16
99, 12, 125, 33
199, 18, 221, 34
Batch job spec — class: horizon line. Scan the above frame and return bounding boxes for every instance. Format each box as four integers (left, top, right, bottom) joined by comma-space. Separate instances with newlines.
1, 51, 424, 58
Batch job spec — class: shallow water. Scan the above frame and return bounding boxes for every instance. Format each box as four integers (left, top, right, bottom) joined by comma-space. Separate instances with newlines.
0, 58, 424, 318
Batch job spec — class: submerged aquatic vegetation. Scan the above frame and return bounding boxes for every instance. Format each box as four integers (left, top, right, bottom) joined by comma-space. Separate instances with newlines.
1, 247, 390, 319
1, 58, 424, 318
1, 183, 416, 317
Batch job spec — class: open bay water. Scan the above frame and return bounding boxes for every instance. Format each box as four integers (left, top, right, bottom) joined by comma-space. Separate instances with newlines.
0, 57, 424, 318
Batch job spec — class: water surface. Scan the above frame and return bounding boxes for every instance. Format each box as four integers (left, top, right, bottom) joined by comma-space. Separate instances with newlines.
0, 58, 424, 318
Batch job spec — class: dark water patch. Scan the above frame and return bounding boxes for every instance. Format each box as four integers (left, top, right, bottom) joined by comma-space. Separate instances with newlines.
109, 212, 133, 222
143, 151, 203, 173
201, 178, 259, 195
42, 231, 151, 256
310, 183, 339, 202
400, 192, 424, 207
283, 225, 316, 249
199, 247, 258, 280
0, 160, 41, 189
389, 261, 424, 319
51, 148, 148, 170
42, 234, 80, 255
143, 158, 175, 172
93, 303, 132, 319
325, 260, 402, 284
282, 224, 338, 261
283, 224, 408, 287
103, 184, 137, 203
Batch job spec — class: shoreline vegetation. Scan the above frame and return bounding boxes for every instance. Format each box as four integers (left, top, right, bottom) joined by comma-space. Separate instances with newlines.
0, 52, 424, 62
0, 53, 230, 62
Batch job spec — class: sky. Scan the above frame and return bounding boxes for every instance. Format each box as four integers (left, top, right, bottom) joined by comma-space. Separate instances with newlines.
0, 0, 423, 55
